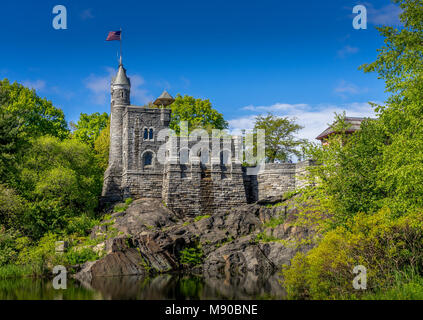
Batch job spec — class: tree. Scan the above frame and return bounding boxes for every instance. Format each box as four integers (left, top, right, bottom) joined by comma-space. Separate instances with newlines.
94, 119, 110, 171
282, 1, 423, 299
0, 184, 26, 230
18, 136, 103, 238
0, 108, 23, 183
70, 112, 109, 147
359, 0, 423, 215
0, 79, 69, 140
253, 113, 304, 163
168, 94, 228, 134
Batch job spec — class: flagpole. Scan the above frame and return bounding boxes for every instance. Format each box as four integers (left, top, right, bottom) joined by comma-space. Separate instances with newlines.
120, 27, 122, 64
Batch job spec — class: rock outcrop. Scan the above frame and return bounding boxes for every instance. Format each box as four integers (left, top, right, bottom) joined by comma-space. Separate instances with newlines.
75, 195, 314, 285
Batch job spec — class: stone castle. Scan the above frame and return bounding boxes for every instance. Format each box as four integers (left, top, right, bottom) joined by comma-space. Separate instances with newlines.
101, 61, 313, 216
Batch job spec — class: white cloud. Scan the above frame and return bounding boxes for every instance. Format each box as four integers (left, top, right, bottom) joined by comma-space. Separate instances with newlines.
334, 80, 368, 98
22, 79, 46, 91
366, 3, 402, 26
337, 45, 359, 58
84, 67, 152, 105
228, 101, 378, 142
130, 74, 153, 105
80, 9, 94, 20
242, 103, 308, 112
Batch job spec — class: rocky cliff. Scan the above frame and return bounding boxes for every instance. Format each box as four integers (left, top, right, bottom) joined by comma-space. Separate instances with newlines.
75, 195, 313, 288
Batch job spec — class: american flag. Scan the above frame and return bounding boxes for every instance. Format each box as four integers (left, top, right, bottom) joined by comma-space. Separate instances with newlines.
106, 31, 121, 41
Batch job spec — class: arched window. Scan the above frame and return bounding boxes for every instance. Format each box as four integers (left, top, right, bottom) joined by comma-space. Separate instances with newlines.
143, 152, 153, 166
143, 128, 148, 140
149, 128, 154, 140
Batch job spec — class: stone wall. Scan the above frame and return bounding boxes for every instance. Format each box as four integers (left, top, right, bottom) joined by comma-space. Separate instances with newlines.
294, 159, 315, 189
241, 160, 315, 201
162, 162, 247, 217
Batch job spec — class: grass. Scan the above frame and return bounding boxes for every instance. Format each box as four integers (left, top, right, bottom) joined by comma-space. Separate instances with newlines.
265, 202, 285, 208
360, 270, 423, 300
0, 264, 34, 279
112, 197, 133, 213
263, 215, 285, 228
255, 232, 281, 243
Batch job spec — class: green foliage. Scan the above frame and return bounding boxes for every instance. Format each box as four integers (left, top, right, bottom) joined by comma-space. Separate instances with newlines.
282, 209, 423, 299
0, 185, 26, 230
17, 136, 102, 238
263, 215, 285, 228
283, 1, 423, 299
358, 0, 423, 216
362, 270, 423, 300
0, 79, 69, 140
0, 264, 33, 280
194, 215, 210, 222
0, 108, 22, 182
65, 247, 99, 265
255, 232, 280, 243
0, 81, 107, 277
179, 244, 203, 266
169, 94, 228, 134
0, 228, 23, 266
93, 119, 110, 171
70, 112, 109, 148
112, 198, 133, 213
17, 233, 63, 276
65, 215, 99, 236
298, 114, 387, 231
253, 113, 305, 163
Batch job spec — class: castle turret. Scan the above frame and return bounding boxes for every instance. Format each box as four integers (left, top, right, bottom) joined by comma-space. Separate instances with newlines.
154, 90, 174, 126
101, 59, 131, 202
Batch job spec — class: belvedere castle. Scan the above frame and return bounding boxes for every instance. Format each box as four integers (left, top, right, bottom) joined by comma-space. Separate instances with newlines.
101, 61, 313, 216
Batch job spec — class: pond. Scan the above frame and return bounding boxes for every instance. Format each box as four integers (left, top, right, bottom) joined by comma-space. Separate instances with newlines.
0, 273, 286, 300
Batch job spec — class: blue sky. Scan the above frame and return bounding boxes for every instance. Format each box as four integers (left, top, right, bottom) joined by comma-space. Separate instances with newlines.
0, 0, 401, 141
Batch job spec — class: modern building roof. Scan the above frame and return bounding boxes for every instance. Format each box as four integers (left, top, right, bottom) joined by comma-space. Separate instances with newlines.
316, 117, 371, 141
153, 90, 175, 106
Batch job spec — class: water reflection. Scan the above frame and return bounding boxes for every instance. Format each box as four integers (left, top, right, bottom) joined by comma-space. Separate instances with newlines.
79, 272, 286, 300
0, 273, 286, 300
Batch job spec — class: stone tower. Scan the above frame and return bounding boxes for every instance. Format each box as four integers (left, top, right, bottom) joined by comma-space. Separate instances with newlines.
101, 59, 131, 202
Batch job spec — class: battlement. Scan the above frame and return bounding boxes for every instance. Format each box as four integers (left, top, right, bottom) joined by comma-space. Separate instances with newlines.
101, 63, 315, 215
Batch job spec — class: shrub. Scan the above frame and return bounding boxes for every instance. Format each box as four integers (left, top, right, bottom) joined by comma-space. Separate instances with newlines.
17, 233, 64, 275
65, 247, 99, 265
65, 214, 98, 236
113, 198, 133, 213
282, 208, 423, 299
179, 244, 203, 267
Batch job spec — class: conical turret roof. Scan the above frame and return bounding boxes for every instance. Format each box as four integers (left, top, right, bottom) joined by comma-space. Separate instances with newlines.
112, 62, 130, 86
154, 90, 174, 106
